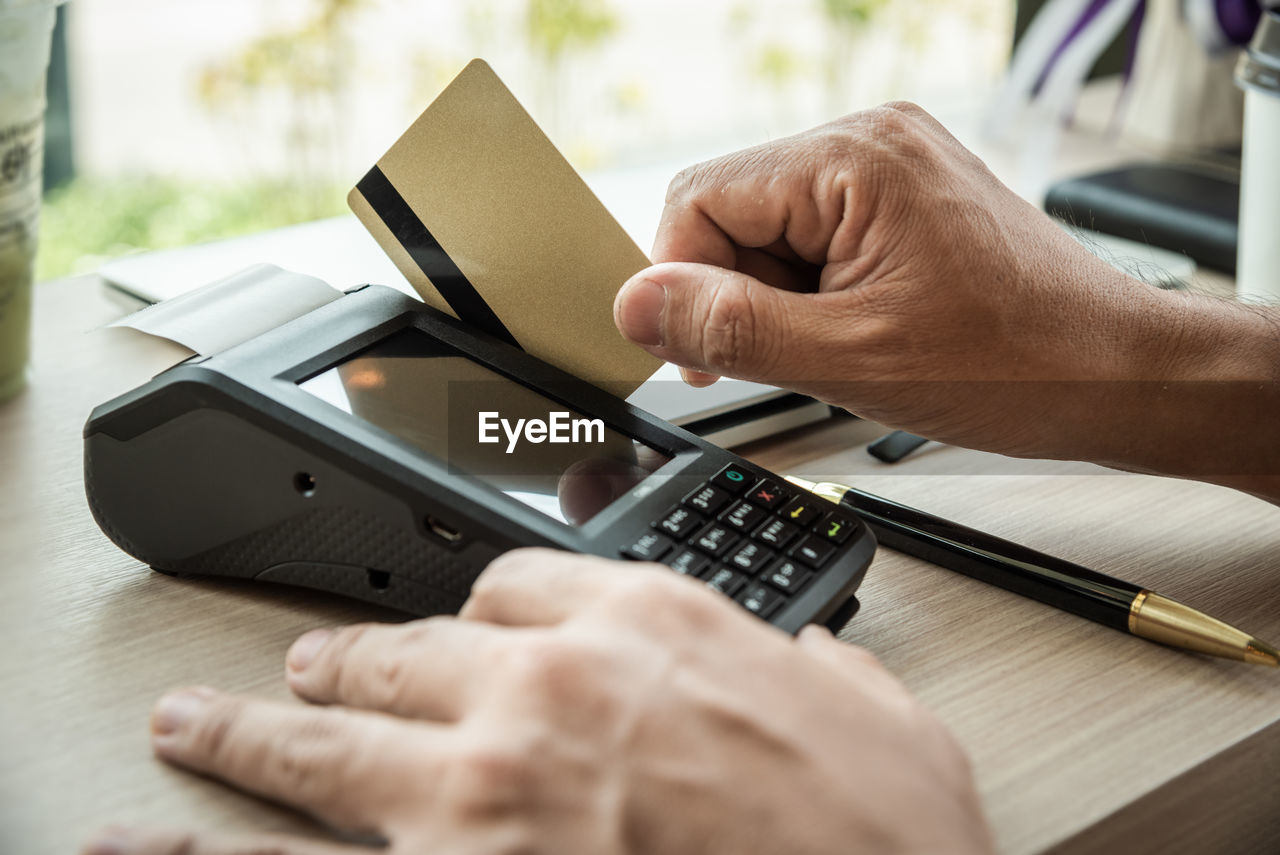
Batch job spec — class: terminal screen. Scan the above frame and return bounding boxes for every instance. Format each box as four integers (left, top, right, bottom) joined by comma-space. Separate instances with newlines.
299, 329, 669, 525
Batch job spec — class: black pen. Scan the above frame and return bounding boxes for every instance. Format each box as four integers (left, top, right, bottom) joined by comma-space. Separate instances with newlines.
785, 477, 1278, 666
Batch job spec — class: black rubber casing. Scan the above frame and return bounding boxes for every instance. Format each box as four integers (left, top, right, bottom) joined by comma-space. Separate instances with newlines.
84, 285, 873, 633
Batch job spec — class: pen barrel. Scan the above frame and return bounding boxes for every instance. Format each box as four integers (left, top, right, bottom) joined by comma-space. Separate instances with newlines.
847, 492, 1140, 631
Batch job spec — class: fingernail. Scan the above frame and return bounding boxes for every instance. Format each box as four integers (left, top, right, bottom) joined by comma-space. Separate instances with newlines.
616, 277, 666, 346
82, 825, 135, 855
287, 628, 333, 672
151, 687, 213, 736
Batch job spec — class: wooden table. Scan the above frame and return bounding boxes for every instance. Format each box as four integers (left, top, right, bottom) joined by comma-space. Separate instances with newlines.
3, 270, 1278, 854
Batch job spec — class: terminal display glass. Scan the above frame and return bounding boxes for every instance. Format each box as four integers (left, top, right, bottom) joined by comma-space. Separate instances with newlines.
299, 329, 670, 525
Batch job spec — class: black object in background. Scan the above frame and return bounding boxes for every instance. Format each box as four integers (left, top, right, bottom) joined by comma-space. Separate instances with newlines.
1044, 163, 1240, 273
867, 430, 929, 463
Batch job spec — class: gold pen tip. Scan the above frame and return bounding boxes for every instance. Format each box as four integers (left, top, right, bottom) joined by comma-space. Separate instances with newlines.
1245, 638, 1280, 668
783, 476, 847, 506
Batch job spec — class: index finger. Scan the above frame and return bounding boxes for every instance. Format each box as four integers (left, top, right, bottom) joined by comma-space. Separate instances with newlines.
150, 687, 438, 834
651, 137, 845, 271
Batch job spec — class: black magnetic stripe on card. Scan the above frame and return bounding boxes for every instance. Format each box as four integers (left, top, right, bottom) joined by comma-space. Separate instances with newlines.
356, 166, 522, 349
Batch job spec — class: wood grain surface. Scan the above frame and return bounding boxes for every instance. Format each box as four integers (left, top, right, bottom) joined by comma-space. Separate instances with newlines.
2, 275, 1276, 855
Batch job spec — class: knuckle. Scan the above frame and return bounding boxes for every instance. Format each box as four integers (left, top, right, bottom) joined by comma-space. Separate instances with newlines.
465, 573, 507, 617
476, 547, 548, 588
347, 617, 450, 708
700, 279, 760, 375
613, 571, 689, 611
468, 551, 534, 610
499, 637, 585, 696
460, 743, 534, 790
865, 103, 912, 133
664, 165, 700, 206
607, 572, 721, 631
444, 741, 537, 819
467, 548, 573, 616
664, 152, 748, 209
881, 99, 928, 120
863, 104, 932, 156
815, 136, 854, 172
396, 614, 452, 646
264, 715, 355, 809
318, 623, 372, 691
481, 548, 529, 579
351, 647, 409, 710
188, 696, 242, 766
327, 621, 373, 657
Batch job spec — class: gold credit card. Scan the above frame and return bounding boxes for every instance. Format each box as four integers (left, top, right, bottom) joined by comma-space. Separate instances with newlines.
348, 58, 660, 398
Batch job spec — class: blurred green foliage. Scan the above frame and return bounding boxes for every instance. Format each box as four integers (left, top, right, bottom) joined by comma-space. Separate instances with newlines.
526, 0, 619, 63
818, 0, 893, 112
754, 44, 805, 89
820, 0, 892, 29
36, 0, 369, 282
36, 178, 347, 281
197, 0, 370, 107
34, 0, 980, 283
525, 0, 620, 139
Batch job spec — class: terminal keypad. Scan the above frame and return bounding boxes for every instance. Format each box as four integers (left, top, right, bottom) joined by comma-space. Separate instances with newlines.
620, 465, 862, 621
721, 500, 766, 532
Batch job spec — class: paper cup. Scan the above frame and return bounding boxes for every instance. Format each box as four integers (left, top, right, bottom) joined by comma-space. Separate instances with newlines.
1233, 11, 1274, 303
0, 1, 60, 402
1235, 11, 1280, 304
1237, 87, 1280, 303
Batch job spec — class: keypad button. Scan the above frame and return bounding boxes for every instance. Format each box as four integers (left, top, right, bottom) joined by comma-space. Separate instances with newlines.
778, 497, 822, 527
753, 518, 799, 549
683, 484, 731, 516
745, 479, 790, 510
763, 559, 814, 594
665, 549, 711, 578
705, 566, 748, 597
736, 584, 784, 619
654, 505, 704, 539
790, 534, 836, 568
727, 541, 774, 574
691, 523, 739, 557
815, 513, 855, 544
621, 531, 674, 562
710, 464, 754, 494
720, 500, 766, 532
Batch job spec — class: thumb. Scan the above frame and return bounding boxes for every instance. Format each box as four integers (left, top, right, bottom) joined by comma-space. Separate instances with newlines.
614, 262, 816, 383
795, 625, 910, 698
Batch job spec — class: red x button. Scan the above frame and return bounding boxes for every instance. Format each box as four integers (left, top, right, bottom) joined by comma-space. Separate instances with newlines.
746, 480, 788, 510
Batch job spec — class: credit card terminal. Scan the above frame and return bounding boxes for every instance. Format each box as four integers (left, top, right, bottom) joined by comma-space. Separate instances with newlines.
85, 285, 874, 633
